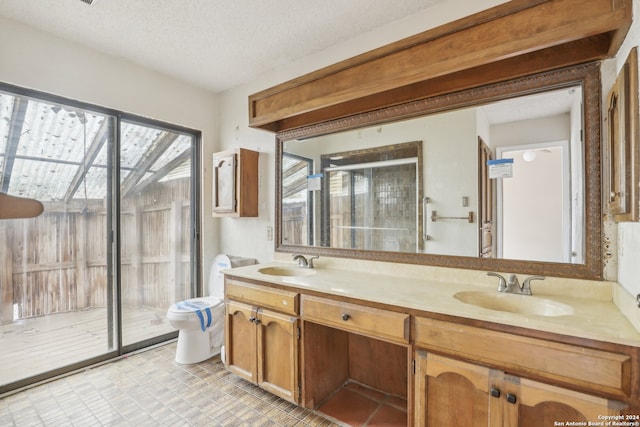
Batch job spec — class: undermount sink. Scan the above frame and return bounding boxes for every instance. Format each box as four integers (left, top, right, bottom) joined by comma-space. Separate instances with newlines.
258, 266, 316, 277
454, 291, 574, 317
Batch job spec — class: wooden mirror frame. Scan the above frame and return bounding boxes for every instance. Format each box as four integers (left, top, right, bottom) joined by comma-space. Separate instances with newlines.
275, 62, 602, 280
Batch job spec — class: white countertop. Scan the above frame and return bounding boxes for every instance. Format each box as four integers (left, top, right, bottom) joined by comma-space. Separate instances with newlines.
224, 262, 640, 347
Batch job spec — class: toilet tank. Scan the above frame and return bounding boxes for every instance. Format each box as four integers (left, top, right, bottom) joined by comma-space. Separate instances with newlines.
208, 254, 256, 299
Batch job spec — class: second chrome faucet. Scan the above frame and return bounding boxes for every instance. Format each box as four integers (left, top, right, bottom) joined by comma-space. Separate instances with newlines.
487, 272, 545, 295
293, 254, 319, 269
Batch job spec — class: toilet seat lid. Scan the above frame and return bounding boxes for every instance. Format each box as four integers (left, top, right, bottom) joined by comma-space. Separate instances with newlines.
169, 297, 222, 313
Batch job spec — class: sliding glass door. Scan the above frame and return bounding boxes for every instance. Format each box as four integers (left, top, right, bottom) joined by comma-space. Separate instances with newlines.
0, 84, 199, 393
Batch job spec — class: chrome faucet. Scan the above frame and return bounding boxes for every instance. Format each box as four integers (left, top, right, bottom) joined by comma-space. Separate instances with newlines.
293, 254, 319, 268
487, 273, 545, 295
505, 275, 525, 294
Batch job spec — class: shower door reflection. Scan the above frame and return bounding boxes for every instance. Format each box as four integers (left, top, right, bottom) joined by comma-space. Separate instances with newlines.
325, 161, 418, 252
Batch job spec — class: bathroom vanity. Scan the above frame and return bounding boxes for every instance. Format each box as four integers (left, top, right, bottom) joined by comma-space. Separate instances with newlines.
223, 263, 640, 426
224, 0, 640, 425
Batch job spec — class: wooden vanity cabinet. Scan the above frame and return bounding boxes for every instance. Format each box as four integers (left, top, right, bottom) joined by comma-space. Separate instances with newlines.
222, 277, 638, 426
414, 351, 626, 427
224, 279, 300, 403
413, 351, 496, 426
413, 316, 633, 427
300, 295, 412, 422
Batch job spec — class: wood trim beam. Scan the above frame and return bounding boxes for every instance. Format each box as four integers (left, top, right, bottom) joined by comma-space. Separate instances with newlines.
249, 0, 631, 132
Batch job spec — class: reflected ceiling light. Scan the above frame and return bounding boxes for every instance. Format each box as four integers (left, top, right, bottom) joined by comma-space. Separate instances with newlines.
523, 150, 537, 162
0, 193, 44, 220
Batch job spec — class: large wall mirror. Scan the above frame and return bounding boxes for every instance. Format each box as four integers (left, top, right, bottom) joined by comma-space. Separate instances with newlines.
275, 63, 602, 280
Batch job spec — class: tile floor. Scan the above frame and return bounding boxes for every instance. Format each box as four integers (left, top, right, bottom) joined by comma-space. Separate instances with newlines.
318, 382, 407, 427
0, 342, 341, 427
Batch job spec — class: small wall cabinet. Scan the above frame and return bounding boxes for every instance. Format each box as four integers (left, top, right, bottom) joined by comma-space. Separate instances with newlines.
212, 148, 259, 217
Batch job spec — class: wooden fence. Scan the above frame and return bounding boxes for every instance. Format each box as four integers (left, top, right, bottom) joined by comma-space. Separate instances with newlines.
0, 179, 192, 324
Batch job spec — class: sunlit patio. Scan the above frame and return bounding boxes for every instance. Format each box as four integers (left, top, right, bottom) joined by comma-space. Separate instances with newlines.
0, 306, 175, 387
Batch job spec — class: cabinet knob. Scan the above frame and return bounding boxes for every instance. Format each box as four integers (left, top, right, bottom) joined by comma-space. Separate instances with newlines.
506, 393, 517, 404
490, 387, 501, 398
341, 313, 350, 321
248, 316, 256, 323
254, 319, 261, 325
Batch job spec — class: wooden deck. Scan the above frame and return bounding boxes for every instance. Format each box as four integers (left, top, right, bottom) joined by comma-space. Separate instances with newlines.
0, 307, 175, 387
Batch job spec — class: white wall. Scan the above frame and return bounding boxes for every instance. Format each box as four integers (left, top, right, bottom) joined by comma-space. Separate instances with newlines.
490, 115, 571, 148
0, 15, 220, 292
422, 109, 478, 256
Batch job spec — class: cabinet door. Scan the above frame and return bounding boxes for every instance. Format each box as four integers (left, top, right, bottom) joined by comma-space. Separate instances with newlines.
257, 308, 299, 403
414, 351, 501, 427
225, 300, 257, 383
213, 152, 236, 214
605, 47, 639, 222
505, 377, 627, 427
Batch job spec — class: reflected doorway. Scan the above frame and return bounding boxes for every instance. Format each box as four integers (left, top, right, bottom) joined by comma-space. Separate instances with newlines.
497, 141, 570, 263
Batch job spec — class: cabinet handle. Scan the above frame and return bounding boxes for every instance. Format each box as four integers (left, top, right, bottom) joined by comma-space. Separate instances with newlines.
506, 393, 517, 404
490, 387, 501, 398
341, 313, 350, 321
254, 319, 261, 325
248, 316, 256, 323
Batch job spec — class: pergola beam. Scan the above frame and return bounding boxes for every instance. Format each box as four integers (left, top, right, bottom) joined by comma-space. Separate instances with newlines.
132, 149, 190, 195
1, 98, 28, 193
121, 133, 179, 198
64, 118, 111, 202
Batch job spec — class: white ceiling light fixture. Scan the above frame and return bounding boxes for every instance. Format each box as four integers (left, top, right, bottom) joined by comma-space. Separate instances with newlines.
523, 150, 537, 162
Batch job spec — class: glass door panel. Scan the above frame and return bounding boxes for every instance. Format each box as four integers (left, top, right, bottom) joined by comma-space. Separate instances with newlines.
281, 154, 313, 246
0, 91, 116, 391
119, 120, 195, 347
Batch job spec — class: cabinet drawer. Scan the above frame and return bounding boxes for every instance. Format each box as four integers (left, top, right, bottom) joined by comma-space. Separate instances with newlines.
225, 278, 298, 315
414, 316, 632, 398
301, 295, 409, 344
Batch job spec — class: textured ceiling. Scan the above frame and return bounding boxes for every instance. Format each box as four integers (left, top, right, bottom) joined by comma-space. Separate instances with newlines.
0, 0, 445, 93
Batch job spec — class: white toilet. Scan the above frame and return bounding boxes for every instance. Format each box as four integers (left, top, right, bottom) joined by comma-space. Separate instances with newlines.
167, 254, 256, 364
